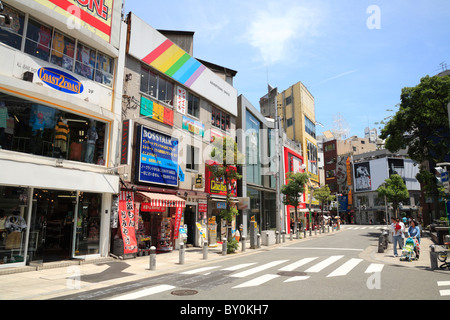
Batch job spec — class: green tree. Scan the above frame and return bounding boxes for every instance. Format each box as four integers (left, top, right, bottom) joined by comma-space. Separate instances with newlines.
379, 75, 450, 164
281, 172, 309, 233
313, 185, 335, 221
379, 75, 450, 219
377, 174, 409, 218
207, 135, 243, 245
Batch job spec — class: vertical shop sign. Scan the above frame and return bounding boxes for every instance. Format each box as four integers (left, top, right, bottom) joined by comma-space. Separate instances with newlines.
119, 191, 138, 254
173, 207, 183, 239
176, 86, 186, 114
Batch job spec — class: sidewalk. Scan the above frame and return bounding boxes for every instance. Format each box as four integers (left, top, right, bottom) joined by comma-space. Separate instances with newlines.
0, 227, 442, 300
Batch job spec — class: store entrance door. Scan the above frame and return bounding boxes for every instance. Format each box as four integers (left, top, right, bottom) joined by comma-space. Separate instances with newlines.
184, 205, 196, 246
29, 190, 77, 264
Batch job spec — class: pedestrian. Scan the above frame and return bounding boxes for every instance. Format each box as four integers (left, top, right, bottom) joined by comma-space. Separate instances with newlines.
398, 217, 406, 249
391, 217, 403, 257
408, 219, 421, 244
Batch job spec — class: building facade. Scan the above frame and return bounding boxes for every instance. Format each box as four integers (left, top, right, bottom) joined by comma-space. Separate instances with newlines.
276, 81, 320, 208
0, 0, 124, 268
116, 13, 238, 255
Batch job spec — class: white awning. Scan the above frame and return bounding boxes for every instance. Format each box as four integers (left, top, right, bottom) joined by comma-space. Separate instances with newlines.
0, 159, 119, 193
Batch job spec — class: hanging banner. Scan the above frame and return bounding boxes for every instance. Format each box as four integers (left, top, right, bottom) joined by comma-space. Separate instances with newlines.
173, 207, 183, 239
176, 86, 187, 114
119, 191, 138, 254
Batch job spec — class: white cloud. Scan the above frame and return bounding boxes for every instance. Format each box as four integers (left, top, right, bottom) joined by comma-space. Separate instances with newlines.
244, 2, 324, 65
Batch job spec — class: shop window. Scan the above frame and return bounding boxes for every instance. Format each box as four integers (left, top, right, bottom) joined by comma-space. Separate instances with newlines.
211, 106, 230, 132
0, 187, 30, 265
24, 18, 53, 62
0, 4, 25, 50
140, 68, 173, 106
0, 92, 106, 165
186, 145, 199, 171
75, 43, 96, 80
187, 93, 200, 118
74, 192, 101, 257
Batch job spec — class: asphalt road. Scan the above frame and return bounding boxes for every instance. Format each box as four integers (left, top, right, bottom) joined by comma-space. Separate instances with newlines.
54, 226, 450, 304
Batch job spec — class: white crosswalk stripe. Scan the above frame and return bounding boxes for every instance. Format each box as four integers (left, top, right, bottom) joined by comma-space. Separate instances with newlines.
365, 263, 384, 273
327, 258, 363, 277
438, 281, 450, 297
222, 263, 257, 271
304, 255, 344, 273
233, 274, 280, 288
279, 257, 318, 272
109, 285, 176, 300
231, 260, 289, 278
181, 266, 221, 274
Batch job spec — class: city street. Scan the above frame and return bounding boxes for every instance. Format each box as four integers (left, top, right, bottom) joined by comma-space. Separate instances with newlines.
48, 226, 450, 302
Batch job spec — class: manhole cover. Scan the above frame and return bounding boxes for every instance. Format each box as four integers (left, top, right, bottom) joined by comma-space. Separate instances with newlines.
171, 289, 198, 296
277, 271, 307, 277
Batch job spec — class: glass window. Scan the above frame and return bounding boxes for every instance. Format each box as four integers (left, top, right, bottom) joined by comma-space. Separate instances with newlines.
246, 111, 261, 185
0, 187, 30, 265
25, 18, 52, 62
50, 31, 75, 72
186, 145, 199, 171
187, 93, 200, 118
74, 192, 101, 257
0, 4, 25, 50
211, 106, 230, 132
140, 69, 173, 105
75, 43, 96, 80
158, 77, 173, 105
95, 52, 114, 87
0, 92, 106, 165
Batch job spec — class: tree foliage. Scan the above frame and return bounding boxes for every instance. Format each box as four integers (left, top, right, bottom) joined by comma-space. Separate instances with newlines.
379, 75, 450, 164
377, 174, 409, 217
281, 172, 309, 232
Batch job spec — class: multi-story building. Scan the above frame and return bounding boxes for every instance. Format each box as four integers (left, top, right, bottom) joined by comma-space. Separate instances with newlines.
351, 149, 421, 224
237, 94, 277, 236
275, 81, 320, 209
117, 13, 238, 255
0, 0, 124, 268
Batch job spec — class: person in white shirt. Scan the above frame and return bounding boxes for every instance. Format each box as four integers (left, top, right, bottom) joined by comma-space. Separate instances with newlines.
391, 217, 403, 257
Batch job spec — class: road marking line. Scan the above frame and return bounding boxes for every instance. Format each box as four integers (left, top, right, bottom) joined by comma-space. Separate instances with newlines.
304, 256, 344, 273
437, 281, 450, 286
222, 263, 257, 271
284, 276, 310, 283
181, 266, 221, 274
233, 274, 279, 288
440, 289, 450, 296
231, 260, 288, 278
365, 263, 384, 273
279, 257, 318, 272
327, 258, 363, 277
277, 247, 363, 252
109, 285, 176, 300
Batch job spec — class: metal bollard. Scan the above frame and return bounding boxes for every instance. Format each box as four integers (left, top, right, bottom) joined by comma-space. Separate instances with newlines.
203, 240, 208, 260
303, 228, 306, 238
282, 231, 286, 243
241, 236, 246, 252
257, 234, 261, 248
430, 245, 438, 270
149, 246, 156, 270
290, 231, 293, 241
222, 238, 227, 256
179, 242, 185, 265
276, 231, 279, 244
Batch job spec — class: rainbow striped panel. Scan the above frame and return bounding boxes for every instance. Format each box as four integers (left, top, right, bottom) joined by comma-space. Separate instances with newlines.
142, 39, 206, 88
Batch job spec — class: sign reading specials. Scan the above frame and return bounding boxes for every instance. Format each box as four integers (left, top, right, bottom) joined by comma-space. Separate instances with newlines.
32, 0, 122, 46
127, 13, 238, 117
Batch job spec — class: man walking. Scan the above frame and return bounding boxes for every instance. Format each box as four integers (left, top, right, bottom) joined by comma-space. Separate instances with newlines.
391, 217, 403, 257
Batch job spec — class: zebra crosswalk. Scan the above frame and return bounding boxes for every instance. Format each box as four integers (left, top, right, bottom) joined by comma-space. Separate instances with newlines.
109, 255, 385, 300
438, 281, 450, 297
343, 226, 385, 230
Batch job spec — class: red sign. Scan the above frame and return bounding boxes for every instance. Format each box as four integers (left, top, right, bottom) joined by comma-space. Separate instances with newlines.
199, 203, 208, 213
173, 207, 183, 239
205, 160, 237, 197
119, 191, 138, 254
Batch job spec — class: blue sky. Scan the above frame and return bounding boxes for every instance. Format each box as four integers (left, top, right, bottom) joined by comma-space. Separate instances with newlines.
123, 0, 450, 138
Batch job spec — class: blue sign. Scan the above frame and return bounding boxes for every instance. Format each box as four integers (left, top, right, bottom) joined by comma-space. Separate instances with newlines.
138, 126, 179, 186
38, 67, 84, 94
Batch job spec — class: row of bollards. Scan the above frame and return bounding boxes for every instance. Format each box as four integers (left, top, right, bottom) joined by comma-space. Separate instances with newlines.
148, 225, 340, 270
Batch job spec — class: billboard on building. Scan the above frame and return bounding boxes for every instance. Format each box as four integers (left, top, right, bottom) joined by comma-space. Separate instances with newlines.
127, 13, 237, 117
31, 0, 122, 47
137, 126, 179, 187
354, 162, 371, 192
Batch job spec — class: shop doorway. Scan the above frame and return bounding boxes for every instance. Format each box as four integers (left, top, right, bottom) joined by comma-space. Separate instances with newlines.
184, 205, 196, 246
28, 190, 101, 264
